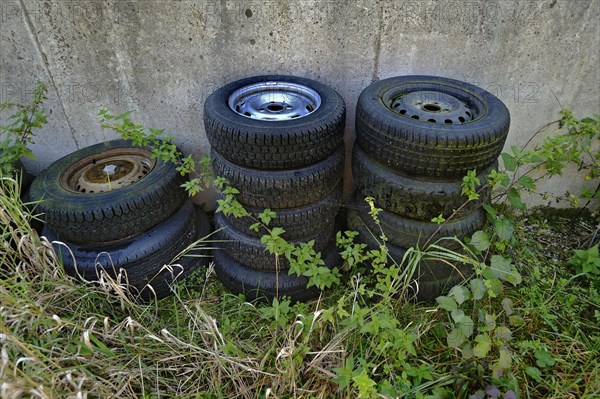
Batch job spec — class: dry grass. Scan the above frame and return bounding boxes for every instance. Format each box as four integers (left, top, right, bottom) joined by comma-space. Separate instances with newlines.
2, 176, 599, 398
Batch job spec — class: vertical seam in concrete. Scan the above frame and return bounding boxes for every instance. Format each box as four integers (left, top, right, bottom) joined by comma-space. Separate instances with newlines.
19, 0, 80, 148
371, 2, 384, 83
104, 3, 143, 127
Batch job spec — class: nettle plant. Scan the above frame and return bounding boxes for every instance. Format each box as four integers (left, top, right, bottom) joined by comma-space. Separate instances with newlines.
104, 108, 597, 397
427, 109, 599, 395
0, 81, 48, 175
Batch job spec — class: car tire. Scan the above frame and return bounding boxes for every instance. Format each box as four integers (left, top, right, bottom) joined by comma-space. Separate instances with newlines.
353, 146, 494, 220
211, 146, 344, 209
30, 139, 187, 244
214, 211, 334, 271
348, 197, 485, 251
224, 183, 342, 240
355, 75, 510, 177
44, 201, 211, 301
204, 75, 345, 170
213, 243, 341, 302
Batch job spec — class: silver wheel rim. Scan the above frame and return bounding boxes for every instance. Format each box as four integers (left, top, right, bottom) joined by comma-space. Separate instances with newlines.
228, 81, 322, 121
390, 90, 475, 124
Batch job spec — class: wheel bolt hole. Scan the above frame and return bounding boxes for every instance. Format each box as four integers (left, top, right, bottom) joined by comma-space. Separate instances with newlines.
411, 115, 420, 120
399, 109, 407, 115
458, 116, 465, 123
445, 119, 453, 124
428, 119, 436, 123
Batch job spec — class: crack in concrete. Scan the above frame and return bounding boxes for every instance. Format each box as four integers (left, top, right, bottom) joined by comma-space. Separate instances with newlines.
19, 0, 80, 149
371, 2, 384, 83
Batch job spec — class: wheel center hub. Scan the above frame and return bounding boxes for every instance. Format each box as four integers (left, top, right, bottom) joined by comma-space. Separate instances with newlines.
228, 81, 321, 121
102, 164, 119, 176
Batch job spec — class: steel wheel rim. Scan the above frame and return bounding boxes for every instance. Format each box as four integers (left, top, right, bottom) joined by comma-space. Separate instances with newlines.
228, 81, 322, 121
388, 89, 481, 125
60, 148, 156, 194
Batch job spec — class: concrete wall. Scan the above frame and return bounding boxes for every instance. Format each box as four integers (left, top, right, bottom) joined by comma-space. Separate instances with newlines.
1, 0, 599, 207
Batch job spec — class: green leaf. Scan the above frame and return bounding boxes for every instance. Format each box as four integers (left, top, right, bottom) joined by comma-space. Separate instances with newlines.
504, 267, 523, 286
486, 277, 505, 297
525, 366, 542, 382
458, 316, 475, 338
473, 334, 492, 358
490, 255, 512, 280
509, 315, 524, 327
431, 214, 446, 224
332, 356, 355, 391
494, 217, 515, 241
449, 285, 468, 305
436, 296, 457, 312
470, 230, 490, 252
451, 309, 465, 323
501, 152, 518, 172
470, 279, 486, 300
482, 203, 497, 218
517, 175, 535, 190
249, 223, 260, 232
461, 342, 474, 360
494, 326, 512, 342
447, 327, 466, 348
502, 298, 514, 316
534, 349, 556, 368
483, 312, 496, 331
352, 369, 377, 398
508, 188, 526, 210
258, 209, 276, 226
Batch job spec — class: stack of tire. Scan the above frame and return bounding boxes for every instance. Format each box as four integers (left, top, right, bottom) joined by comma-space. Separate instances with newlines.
29, 139, 211, 301
349, 75, 510, 300
204, 75, 346, 302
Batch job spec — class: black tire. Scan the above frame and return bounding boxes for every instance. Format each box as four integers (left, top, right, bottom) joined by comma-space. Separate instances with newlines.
204, 75, 345, 170
410, 278, 468, 302
212, 146, 344, 208
214, 211, 334, 271
44, 201, 212, 301
224, 183, 343, 240
348, 199, 486, 251
348, 214, 472, 285
353, 146, 494, 220
348, 214, 471, 301
29, 140, 187, 244
355, 75, 510, 177
213, 243, 341, 302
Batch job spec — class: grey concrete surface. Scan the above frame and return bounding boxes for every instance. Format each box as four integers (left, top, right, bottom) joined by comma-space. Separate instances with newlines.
1, 0, 599, 207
